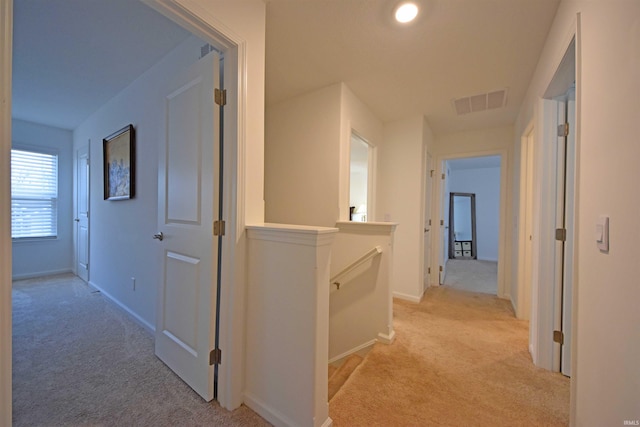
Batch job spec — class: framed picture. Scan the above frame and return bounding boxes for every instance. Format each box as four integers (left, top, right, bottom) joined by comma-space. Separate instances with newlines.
103, 124, 135, 200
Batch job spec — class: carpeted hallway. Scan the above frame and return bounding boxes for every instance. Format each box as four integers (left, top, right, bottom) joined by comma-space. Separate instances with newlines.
12, 274, 269, 426
329, 286, 570, 426
13, 274, 569, 426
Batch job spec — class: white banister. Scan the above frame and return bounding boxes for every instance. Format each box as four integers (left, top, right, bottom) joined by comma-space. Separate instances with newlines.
330, 245, 382, 289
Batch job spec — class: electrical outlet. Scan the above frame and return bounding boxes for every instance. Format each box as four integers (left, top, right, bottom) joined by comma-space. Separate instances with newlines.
131, 277, 136, 291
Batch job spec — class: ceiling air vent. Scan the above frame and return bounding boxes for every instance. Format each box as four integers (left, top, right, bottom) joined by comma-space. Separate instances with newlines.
453, 88, 508, 115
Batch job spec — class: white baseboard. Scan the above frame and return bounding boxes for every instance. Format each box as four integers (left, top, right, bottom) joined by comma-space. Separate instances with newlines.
329, 339, 377, 364
244, 392, 297, 427
88, 280, 155, 334
12, 268, 73, 281
392, 291, 422, 303
321, 417, 333, 427
378, 329, 396, 344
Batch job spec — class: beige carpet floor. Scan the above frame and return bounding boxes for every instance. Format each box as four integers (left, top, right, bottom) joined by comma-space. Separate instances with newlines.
329, 286, 570, 426
12, 273, 269, 426
444, 259, 498, 295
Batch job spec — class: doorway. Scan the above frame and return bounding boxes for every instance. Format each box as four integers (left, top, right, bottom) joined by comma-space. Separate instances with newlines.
526, 37, 576, 376
349, 132, 372, 222
74, 146, 89, 282
440, 155, 502, 295
3, 1, 246, 420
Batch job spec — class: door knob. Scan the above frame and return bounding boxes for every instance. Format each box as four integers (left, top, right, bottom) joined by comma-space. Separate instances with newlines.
74, 218, 80, 222
153, 232, 164, 241
424, 228, 430, 233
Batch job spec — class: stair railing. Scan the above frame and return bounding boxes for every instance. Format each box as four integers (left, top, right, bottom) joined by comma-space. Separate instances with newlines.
330, 246, 382, 290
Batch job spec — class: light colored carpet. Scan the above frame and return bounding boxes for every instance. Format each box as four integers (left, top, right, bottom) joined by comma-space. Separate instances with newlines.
444, 259, 498, 294
329, 286, 570, 426
12, 273, 270, 427
328, 354, 363, 401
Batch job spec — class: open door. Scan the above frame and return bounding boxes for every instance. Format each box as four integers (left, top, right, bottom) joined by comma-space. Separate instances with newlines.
554, 86, 576, 377
155, 51, 221, 401
75, 146, 89, 282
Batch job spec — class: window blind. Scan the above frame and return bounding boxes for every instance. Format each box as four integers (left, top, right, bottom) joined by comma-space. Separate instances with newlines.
11, 149, 58, 239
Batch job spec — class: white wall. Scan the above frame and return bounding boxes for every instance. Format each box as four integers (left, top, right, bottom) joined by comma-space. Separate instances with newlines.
449, 166, 501, 261
265, 83, 342, 227
378, 115, 434, 301
513, 1, 640, 424
340, 84, 383, 221
265, 82, 384, 227
11, 119, 73, 279
73, 36, 205, 329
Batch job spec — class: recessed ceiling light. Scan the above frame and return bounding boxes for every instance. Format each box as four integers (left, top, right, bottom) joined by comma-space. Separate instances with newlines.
395, 2, 419, 24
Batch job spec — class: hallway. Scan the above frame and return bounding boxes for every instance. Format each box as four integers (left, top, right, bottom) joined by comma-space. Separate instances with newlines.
329, 287, 569, 426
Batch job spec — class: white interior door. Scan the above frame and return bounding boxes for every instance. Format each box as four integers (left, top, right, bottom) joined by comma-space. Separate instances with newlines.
75, 146, 89, 282
155, 51, 220, 401
423, 153, 433, 290
553, 88, 575, 377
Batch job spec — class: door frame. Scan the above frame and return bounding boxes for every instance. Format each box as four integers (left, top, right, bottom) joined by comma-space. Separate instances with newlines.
527, 32, 578, 375
516, 120, 535, 322
141, 0, 247, 410
74, 145, 90, 282
0, 0, 13, 423
432, 149, 508, 298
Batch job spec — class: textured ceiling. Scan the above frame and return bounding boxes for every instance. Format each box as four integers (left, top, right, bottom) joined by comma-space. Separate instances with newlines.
266, 0, 560, 135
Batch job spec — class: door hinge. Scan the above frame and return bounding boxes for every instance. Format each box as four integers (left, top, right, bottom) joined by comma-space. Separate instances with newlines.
213, 220, 226, 236
439, 265, 443, 272
557, 123, 569, 137
440, 220, 444, 226
427, 267, 431, 274
441, 173, 445, 180
214, 88, 227, 106
428, 219, 432, 226
209, 348, 222, 365
553, 330, 564, 345
430, 169, 434, 177
555, 228, 567, 241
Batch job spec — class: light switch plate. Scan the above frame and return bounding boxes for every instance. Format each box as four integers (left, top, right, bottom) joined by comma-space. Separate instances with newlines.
596, 216, 609, 252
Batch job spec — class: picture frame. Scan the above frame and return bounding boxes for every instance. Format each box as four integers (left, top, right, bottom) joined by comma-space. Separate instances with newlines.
103, 124, 135, 200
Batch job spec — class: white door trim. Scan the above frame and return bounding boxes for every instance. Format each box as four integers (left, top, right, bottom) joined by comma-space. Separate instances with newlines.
142, 0, 247, 410
433, 149, 509, 298
516, 120, 535, 321
0, 0, 13, 424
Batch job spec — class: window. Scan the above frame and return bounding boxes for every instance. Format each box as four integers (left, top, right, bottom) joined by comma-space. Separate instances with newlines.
11, 148, 58, 239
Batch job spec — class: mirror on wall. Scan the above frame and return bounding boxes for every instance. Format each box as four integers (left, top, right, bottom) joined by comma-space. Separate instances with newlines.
349, 133, 370, 222
449, 192, 477, 259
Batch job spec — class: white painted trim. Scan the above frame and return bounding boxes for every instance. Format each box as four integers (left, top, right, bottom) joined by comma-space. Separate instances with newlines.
320, 417, 334, 427
88, 281, 155, 334
377, 329, 396, 345
393, 291, 422, 303
0, 0, 12, 424
516, 119, 535, 321
140, 0, 249, 410
335, 221, 398, 235
328, 339, 377, 364
12, 269, 73, 281
432, 148, 510, 300
569, 14, 581, 426
247, 223, 339, 247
